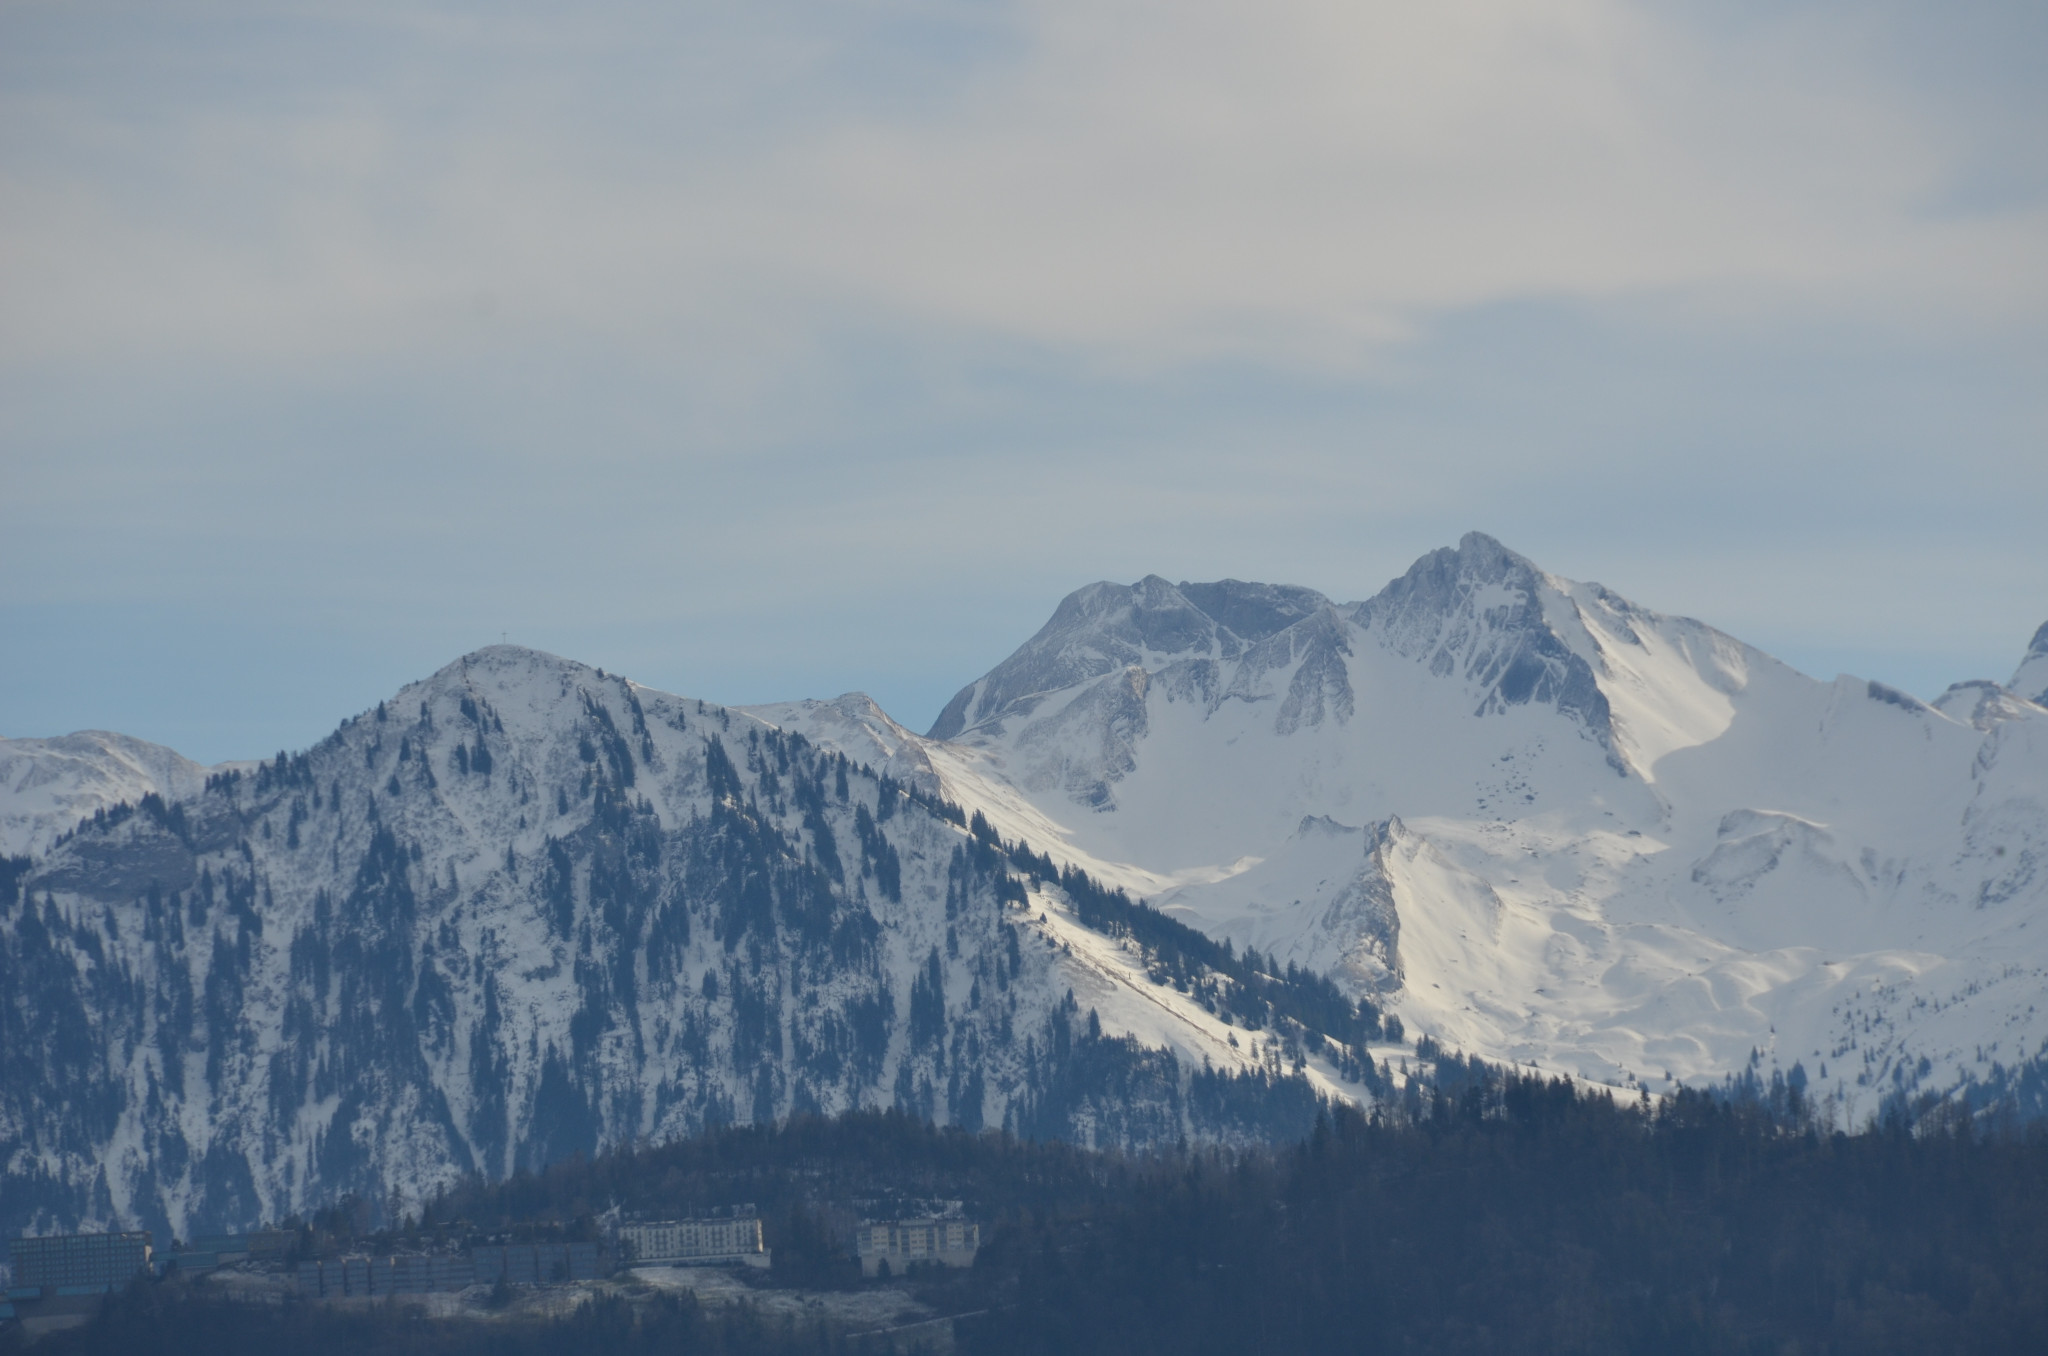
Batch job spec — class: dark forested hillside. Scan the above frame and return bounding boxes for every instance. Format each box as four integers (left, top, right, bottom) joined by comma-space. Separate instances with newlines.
961, 1087, 2048, 1354
26, 1087, 2048, 1356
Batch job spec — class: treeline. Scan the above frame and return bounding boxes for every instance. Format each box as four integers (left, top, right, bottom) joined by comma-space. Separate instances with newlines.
49, 791, 192, 850
936, 794, 1393, 1070
958, 1081, 2048, 1355
35, 1089, 2048, 1355
420, 1109, 1129, 1247
22, 1287, 863, 1356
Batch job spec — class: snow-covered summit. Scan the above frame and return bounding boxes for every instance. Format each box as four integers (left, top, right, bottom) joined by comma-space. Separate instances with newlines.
0, 730, 211, 857
1352, 531, 1618, 750
927, 576, 1333, 740
5, 555, 2044, 1239
741, 692, 940, 793
779, 535, 2048, 1123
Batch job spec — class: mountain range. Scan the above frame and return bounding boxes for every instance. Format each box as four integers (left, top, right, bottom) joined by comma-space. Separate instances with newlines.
4, 532, 2044, 1238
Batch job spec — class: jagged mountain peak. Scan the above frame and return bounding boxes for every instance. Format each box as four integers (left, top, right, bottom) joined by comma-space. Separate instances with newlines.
1173, 579, 1332, 644
1398, 529, 1539, 588
925, 533, 1671, 846
928, 534, 1610, 744
1353, 532, 1616, 749
1932, 679, 2043, 732
2013, 621, 2048, 706
926, 574, 1338, 739
1354, 530, 1551, 631
930, 535, 1579, 742
889, 552, 2048, 1130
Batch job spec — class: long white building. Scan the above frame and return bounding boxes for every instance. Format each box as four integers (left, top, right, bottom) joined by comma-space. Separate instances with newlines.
616, 1215, 767, 1267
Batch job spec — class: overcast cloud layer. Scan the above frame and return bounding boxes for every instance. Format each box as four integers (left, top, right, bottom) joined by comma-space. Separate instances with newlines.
3, 0, 2045, 763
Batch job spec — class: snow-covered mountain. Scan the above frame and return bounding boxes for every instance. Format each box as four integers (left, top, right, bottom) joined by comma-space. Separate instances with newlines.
776, 534, 2048, 1121
5, 534, 2044, 1237
0, 650, 1347, 1239
0, 732, 212, 858
738, 694, 942, 797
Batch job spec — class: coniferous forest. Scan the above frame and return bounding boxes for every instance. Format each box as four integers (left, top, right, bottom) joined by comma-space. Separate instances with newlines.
18, 1077, 2048, 1356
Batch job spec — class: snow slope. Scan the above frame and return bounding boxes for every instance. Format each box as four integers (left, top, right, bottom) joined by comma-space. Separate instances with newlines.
6, 537, 2043, 1235
0, 732, 211, 858
737, 694, 941, 795
776, 534, 2048, 1119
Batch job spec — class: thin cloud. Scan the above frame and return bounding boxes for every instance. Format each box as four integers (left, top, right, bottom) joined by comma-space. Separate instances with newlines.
3, 0, 2041, 374
1, 0, 2042, 758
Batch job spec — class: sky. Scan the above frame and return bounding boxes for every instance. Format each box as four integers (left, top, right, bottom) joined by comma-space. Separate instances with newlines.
2, 0, 2044, 764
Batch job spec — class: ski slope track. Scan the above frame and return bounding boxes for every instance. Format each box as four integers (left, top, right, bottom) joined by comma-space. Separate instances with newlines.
780, 533, 2048, 1125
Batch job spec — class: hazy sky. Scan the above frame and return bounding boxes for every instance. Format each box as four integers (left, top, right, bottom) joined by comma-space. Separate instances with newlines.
4, 0, 2044, 763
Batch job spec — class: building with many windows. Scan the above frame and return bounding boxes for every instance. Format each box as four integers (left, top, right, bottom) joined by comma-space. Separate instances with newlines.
296, 1252, 482, 1296
616, 1213, 767, 1267
5, 1232, 153, 1295
853, 1219, 979, 1276
294, 1241, 603, 1296
470, 1241, 603, 1285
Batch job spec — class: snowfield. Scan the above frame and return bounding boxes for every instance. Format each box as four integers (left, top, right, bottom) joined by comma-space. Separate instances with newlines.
771, 534, 2048, 1120
0, 731, 212, 858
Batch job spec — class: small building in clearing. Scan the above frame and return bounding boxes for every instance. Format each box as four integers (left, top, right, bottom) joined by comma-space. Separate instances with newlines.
854, 1219, 979, 1277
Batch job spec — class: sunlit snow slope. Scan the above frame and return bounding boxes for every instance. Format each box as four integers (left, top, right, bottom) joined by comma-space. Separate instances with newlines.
0, 732, 212, 858
777, 534, 2048, 1119
6, 534, 2044, 1237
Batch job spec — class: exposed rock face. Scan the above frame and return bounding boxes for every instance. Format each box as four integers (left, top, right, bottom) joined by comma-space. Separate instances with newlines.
1356, 533, 1614, 750
932, 534, 1622, 763
927, 577, 1335, 741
